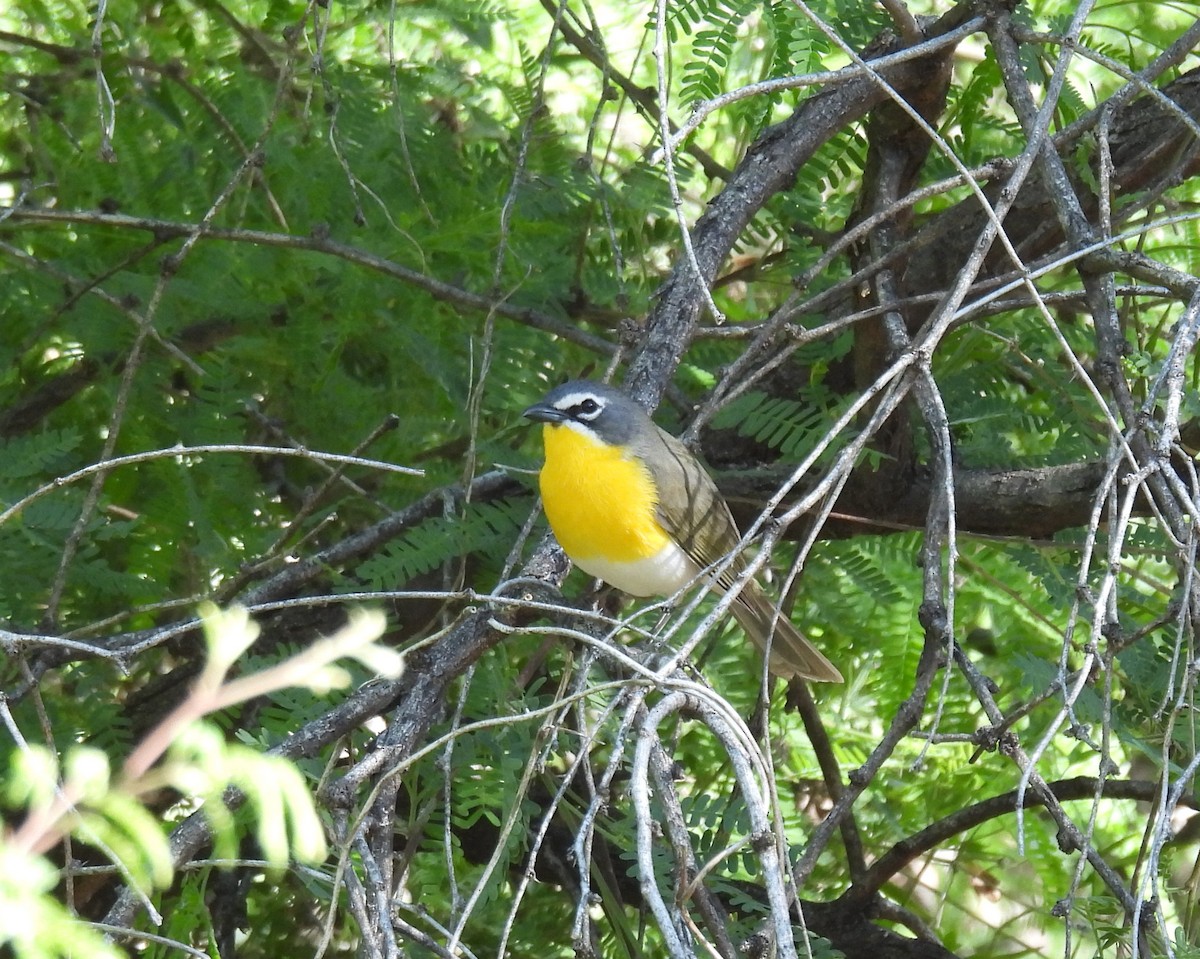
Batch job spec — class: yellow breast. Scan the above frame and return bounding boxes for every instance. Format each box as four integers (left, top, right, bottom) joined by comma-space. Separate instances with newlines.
538, 423, 672, 566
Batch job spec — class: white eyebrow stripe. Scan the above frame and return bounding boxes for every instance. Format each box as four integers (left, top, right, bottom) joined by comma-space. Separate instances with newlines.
552, 391, 605, 411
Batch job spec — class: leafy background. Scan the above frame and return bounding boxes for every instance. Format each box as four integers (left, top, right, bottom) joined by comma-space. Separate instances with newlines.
2, 0, 1200, 956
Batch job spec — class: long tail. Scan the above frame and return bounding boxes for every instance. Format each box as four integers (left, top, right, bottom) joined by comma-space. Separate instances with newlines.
731, 584, 843, 682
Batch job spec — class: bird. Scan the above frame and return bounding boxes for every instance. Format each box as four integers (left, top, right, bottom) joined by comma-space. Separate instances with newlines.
522, 379, 843, 682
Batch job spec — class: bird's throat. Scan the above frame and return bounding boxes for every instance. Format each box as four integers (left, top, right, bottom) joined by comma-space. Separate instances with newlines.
538, 423, 673, 573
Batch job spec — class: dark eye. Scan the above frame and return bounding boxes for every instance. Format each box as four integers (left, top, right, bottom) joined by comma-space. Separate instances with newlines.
578, 398, 600, 416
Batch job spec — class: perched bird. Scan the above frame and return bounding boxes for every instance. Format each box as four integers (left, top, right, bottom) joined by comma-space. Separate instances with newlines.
523, 380, 842, 682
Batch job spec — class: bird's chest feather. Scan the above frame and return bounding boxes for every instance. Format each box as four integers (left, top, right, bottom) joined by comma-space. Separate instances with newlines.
538, 423, 672, 565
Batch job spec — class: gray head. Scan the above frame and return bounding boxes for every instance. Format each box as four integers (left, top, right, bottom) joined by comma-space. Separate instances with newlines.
522, 380, 652, 446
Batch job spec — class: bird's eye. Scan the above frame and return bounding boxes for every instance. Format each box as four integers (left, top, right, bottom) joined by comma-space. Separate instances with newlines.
578, 398, 600, 416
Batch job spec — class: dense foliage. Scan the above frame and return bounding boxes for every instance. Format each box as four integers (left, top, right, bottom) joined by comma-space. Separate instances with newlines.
2, 0, 1200, 956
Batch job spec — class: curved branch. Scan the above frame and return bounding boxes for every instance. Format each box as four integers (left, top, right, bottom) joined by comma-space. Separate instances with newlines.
625, 3, 981, 403
858, 776, 1163, 896
0, 207, 616, 357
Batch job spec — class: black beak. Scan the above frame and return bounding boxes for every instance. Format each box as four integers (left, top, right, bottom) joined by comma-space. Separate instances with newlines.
522, 402, 569, 424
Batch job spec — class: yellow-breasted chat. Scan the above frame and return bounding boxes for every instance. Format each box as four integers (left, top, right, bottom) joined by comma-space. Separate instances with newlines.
523, 379, 842, 682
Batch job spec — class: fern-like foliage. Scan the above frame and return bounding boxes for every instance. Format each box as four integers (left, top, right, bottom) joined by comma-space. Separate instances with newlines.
355, 498, 529, 591
0, 428, 82, 484
711, 388, 846, 461
765, 0, 827, 79
679, 0, 759, 106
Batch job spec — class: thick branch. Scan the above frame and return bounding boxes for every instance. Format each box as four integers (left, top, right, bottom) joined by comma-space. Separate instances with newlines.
858, 776, 1163, 897
723, 458, 1109, 540
625, 3, 980, 404
896, 67, 1200, 310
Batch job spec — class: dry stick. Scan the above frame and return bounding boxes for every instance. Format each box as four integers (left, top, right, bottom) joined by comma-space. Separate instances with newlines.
41, 9, 312, 628
624, 3, 983, 405
1143, 288, 1200, 451
885, 331, 961, 771
652, 0, 725, 326
384, 2, 435, 225
328, 626, 661, 803
536, 0, 731, 182
312, 778, 357, 959
779, 309, 965, 894
438, 656, 472, 919
342, 843, 386, 959
426, 9, 578, 922
858, 777, 1164, 897
789, 0, 1027, 278
986, 19, 1196, 950
952, 645, 1140, 920
0, 207, 616, 357
1131, 446, 1200, 954
0, 444, 421, 532
442, 688, 551, 955
492, 680, 624, 959
89, 922, 211, 959
308, 626, 677, 953
575, 0, 630, 306
100, 671, 411, 929
1034, 17, 1200, 152
1075, 645, 1125, 953
568, 683, 647, 947
31, 585, 539, 664
859, 45, 962, 760
662, 18, 982, 156
787, 684, 865, 881
42, 321, 149, 626
650, 737, 741, 959
632, 692, 798, 959
791, 615, 943, 888
216, 413, 403, 600
466, 0, 569, 479
0, 237, 199, 377
391, 914, 476, 959
10, 26, 294, 227
354, 835, 399, 959
878, 0, 921, 43
91, 0, 116, 159
311, 5, 367, 230
325, 630, 758, 956
668, 681, 795, 953
744, 336, 931, 892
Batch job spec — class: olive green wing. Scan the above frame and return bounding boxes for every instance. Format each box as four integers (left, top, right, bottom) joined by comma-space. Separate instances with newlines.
637, 424, 744, 581
639, 424, 843, 682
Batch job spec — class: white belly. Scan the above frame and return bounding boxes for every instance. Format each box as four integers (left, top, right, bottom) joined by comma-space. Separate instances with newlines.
573, 541, 700, 598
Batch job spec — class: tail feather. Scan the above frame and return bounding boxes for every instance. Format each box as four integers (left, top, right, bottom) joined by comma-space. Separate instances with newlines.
731, 585, 843, 682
